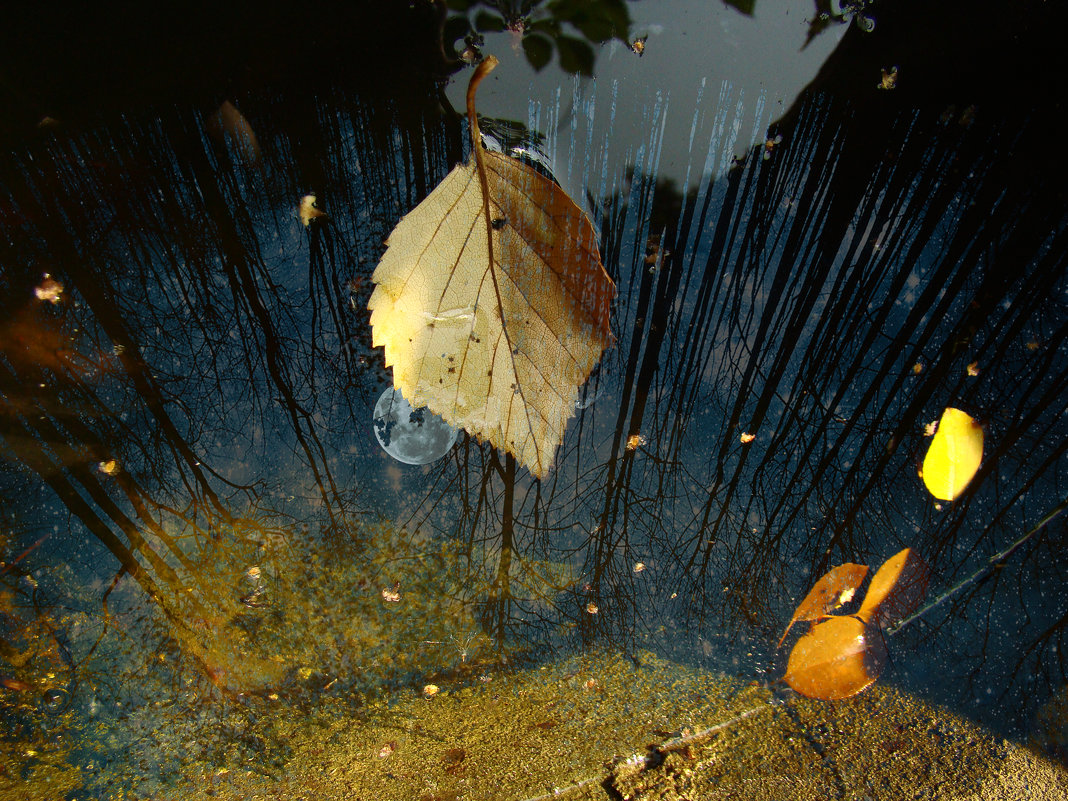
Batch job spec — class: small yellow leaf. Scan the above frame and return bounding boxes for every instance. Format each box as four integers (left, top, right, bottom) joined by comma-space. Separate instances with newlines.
299, 194, 327, 226
34, 275, 63, 304
784, 615, 886, 700
626, 433, 645, 451
97, 459, 120, 475
857, 547, 928, 629
739, 432, 756, 444
920, 407, 983, 500
368, 56, 615, 479
966, 361, 980, 376
778, 563, 869, 647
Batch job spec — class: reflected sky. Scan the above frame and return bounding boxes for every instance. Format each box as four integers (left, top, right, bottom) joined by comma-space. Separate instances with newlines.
444, 0, 845, 198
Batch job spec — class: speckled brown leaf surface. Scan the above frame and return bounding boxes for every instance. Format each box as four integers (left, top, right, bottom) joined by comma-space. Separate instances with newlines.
368, 56, 615, 478
784, 614, 886, 700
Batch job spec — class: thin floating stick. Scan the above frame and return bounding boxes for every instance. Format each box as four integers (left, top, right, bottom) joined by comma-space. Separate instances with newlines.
887, 496, 1067, 635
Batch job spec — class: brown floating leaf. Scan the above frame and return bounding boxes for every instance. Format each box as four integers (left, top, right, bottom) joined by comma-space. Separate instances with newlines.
209, 100, 261, 164
778, 562, 869, 648
368, 56, 616, 478
2, 678, 35, 692
441, 746, 466, 774
783, 615, 886, 700
857, 547, 929, 629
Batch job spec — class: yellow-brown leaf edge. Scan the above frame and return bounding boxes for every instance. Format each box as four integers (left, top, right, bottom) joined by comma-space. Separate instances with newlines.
368, 56, 616, 478
777, 562, 869, 648
857, 547, 929, 630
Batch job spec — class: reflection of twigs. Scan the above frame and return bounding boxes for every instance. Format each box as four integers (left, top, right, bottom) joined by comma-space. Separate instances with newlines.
887, 497, 1067, 636
83, 566, 129, 663
0, 533, 49, 576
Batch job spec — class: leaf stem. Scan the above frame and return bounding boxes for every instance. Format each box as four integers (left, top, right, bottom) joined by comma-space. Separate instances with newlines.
466, 55, 499, 154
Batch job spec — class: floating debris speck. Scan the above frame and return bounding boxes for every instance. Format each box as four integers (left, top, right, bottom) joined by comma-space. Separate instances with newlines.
35, 275, 63, 304
300, 194, 327, 226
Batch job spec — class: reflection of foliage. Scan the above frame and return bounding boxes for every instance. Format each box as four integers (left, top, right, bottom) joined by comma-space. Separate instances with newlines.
724, 0, 756, 15
805, 0, 877, 47
444, 0, 631, 75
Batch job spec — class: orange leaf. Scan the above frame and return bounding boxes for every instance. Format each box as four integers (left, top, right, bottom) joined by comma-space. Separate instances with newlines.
778, 562, 868, 647
857, 547, 929, 629
784, 615, 886, 700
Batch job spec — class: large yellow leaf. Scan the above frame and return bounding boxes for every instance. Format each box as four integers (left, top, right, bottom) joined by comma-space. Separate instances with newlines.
919, 407, 984, 501
368, 56, 615, 478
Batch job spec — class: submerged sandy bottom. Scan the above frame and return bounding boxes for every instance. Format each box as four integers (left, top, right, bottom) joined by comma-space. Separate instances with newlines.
69, 649, 1065, 801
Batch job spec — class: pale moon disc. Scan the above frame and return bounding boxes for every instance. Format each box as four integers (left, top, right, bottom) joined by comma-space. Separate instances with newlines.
373, 387, 458, 465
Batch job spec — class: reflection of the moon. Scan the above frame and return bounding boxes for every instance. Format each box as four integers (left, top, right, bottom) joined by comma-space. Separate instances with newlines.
372, 387, 458, 465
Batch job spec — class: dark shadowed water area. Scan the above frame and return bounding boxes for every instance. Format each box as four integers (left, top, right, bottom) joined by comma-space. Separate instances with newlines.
2, 1, 1067, 798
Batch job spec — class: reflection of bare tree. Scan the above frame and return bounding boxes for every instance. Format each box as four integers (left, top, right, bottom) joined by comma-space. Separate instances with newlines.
404, 25, 1068, 737
0, 74, 467, 703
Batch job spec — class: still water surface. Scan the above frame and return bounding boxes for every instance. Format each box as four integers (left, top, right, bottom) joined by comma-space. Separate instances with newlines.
1, 1, 1066, 797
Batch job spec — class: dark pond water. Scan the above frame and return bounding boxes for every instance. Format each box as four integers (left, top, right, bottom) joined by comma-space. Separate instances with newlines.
2, 1, 1067, 797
